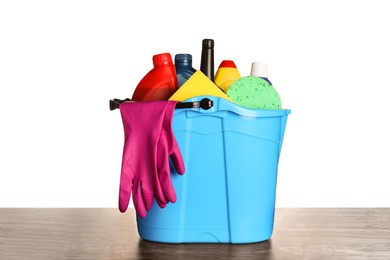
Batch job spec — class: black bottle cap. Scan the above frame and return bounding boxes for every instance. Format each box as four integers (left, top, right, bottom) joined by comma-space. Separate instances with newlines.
202, 39, 214, 48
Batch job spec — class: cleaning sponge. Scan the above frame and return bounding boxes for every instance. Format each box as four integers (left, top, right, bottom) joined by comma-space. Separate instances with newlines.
227, 76, 281, 110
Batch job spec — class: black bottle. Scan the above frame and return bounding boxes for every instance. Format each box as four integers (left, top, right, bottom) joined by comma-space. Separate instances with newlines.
200, 39, 215, 82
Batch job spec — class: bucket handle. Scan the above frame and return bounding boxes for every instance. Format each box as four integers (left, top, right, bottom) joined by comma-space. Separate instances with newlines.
109, 98, 213, 111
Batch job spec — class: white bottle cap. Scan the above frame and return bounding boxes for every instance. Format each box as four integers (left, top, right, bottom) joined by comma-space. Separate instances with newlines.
250, 62, 268, 78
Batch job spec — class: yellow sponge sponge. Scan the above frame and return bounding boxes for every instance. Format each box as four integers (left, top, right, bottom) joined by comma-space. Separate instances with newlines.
169, 70, 233, 102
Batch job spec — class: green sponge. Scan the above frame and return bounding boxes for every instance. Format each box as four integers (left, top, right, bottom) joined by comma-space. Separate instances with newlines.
227, 76, 282, 110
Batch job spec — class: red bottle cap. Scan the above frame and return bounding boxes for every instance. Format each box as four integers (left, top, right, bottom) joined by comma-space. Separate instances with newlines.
153, 53, 173, 66
219, 60, 237, 68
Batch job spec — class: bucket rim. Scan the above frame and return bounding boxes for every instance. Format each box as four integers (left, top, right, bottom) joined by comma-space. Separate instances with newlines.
180, 95, 291, 118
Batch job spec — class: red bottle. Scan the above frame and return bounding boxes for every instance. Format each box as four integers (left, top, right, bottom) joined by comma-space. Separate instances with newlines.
132, 53, 179, 101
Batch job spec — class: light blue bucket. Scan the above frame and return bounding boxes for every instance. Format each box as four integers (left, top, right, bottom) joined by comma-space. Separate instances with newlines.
137, 95, 291, 244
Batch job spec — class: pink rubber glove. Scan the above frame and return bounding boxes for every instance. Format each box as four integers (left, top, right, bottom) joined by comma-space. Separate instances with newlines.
119, 101, 168, 217
156, 101, 185, 204
118, 100, 184, 218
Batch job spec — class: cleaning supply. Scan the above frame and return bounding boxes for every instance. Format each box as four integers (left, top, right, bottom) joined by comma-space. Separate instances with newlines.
137, 96, 291, 243
200, 39, 215, 82
214, 60, 241, 92
132, 53, 178, 101
175, 54, 196, 87
118, 100, 185, 218
251, 62, 272, 85
226, 76, 281, 110
169, 70, 233, 102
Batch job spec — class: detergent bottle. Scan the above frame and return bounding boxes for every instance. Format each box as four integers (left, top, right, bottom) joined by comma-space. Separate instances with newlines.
175, 54, 196, 87
250, 62, 272, 85
132, 53, 178, 101
214, 60, 241, 92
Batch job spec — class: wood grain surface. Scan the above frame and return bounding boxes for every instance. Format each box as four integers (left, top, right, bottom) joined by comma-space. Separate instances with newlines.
1, 208, 389, 259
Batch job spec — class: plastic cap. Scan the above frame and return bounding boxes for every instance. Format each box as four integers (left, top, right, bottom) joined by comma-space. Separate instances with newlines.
175, 54, 192, 64
153, 53, 173, 66
202, 39, 214, 48
219, 60, 237, 68
250, 62, 268, 78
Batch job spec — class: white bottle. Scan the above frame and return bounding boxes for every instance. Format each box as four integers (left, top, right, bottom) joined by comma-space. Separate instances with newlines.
250, 62, 272, 85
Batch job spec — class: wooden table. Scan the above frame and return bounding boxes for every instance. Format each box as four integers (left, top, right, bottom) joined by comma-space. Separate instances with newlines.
1, 208, 389, 259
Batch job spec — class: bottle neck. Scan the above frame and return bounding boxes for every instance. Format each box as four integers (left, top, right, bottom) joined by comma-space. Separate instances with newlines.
200, 39, 215, 82
154, 62, 173, 68
175, 54, 193, 67
176, 61, 192, 67
200, 48, 214, 81
153, 53, 173, 68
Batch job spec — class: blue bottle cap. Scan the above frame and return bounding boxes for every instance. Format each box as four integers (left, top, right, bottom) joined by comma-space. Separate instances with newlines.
175, 54, 193, 64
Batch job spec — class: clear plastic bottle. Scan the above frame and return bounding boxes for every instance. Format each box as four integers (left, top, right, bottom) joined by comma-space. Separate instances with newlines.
132, 53, 178, 101
175, 54, 196, 87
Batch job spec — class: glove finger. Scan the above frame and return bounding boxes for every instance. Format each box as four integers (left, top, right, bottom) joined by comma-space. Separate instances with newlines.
118, 171, 132, 213
133, 180, 146, 218
118, 143, 133, 213
170, 138, 185, 175
158, 142, 176, 202
154, 141, 169, 206
153, 175, 168, 207
161, 162, 177, 203
156, 199, 167, 209
140, 180, 155, 211
157, 136, 177, 203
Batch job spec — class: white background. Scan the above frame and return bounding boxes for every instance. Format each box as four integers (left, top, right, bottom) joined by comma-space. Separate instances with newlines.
1, 0, 389, 208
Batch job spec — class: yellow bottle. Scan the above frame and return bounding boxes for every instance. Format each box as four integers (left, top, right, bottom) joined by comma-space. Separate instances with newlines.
214, 60, 241, 92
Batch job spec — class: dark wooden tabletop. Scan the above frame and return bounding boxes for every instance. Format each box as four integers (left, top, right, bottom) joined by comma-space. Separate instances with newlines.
1, 208, 389, 259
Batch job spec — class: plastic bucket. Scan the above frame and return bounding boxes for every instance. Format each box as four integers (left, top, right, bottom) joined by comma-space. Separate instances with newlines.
137, 96, 291, 244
